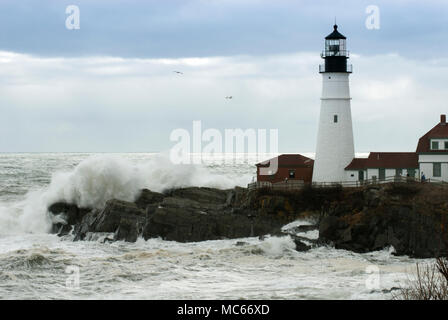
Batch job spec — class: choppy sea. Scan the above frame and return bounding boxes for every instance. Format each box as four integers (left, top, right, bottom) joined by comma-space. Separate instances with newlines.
0, 153, 424, 299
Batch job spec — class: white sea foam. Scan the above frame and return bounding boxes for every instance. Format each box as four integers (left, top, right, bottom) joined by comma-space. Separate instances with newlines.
0, 154, 252, 235
258, 236, 297, 256
281, 219, 315, 231
0, 232, 419, 299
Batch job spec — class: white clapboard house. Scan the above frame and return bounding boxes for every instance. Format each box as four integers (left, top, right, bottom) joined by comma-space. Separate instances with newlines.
344, 115, 448, 183
416, 114, 448, 181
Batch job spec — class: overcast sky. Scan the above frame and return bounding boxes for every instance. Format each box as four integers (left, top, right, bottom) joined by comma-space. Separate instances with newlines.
1, 0, 448, 153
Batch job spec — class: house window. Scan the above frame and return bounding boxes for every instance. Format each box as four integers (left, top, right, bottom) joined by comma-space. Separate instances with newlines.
395, 169, 402, 176
433, 163, 442, 177
407, 169, 415, 177
432, 141, 439, 150
334, 115, 338, 123
445, 141, 448, 150
379, 168, 386, 181
288, 170, 295, 178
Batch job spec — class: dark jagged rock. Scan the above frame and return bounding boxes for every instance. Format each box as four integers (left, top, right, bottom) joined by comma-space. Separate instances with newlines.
135, 189, 165, 209
46, 185, 354, 245
141, 195, 283, 242
73, 200, 145, 241
318, 183, 448, 258
292, 238, 312, 252
73, 210, 98, 241
319, 216, 341, 240
114, 216, 142, 242
142, 209, 280, 242
166, 187, 229, 205
94, 200, 144, 232
48, 202, 91, 236
296, 225, 318, 232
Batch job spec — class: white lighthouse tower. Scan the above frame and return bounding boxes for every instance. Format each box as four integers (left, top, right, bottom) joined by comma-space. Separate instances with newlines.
312, 24, 355, 183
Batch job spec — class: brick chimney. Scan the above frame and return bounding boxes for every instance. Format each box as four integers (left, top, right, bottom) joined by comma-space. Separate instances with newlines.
441, 114, 446, 124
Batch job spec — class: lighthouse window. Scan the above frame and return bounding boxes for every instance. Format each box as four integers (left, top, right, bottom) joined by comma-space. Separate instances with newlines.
334, 115, 338, 123
289, 170, 295, 178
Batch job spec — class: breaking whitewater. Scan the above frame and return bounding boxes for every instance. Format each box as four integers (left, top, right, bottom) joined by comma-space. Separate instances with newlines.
0, 153, 424, 299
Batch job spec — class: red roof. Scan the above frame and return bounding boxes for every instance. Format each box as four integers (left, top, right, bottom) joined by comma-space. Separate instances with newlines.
256, 154, 314, 168
416, 115, 448, 153
366, 152, 418, 169
345, 152, 418, 170
345, 158, 368, 170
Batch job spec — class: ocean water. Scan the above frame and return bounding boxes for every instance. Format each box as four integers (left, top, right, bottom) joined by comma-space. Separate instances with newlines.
0, 153, 424, 299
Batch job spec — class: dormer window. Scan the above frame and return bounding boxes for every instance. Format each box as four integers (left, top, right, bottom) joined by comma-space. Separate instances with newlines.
416, 116, 448, 154
432, 141, 439, 150
429, 139, 448, 150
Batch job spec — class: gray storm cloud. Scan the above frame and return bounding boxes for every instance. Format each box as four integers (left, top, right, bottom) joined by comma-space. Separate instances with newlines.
0, 50, 446, 152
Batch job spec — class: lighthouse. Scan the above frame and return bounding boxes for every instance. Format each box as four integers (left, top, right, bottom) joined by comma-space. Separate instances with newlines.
312, 24, 355, 183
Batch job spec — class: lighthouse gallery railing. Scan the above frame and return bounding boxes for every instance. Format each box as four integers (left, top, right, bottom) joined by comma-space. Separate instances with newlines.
319, 64, 353, 73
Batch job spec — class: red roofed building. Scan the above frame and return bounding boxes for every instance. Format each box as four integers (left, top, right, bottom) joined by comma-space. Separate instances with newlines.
344, 115, 448, 183
256, 154, 314, 183
416, 114, 448, 181
254, 115, 448, 185
345, 152, 418, 182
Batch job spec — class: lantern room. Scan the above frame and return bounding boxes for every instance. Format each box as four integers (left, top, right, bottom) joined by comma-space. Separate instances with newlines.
319, 24, 352, 73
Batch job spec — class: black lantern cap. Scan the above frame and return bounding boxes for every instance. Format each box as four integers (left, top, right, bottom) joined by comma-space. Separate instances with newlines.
325, 24, 346, 40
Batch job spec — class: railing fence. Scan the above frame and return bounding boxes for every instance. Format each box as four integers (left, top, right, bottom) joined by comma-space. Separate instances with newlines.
247, 176, 448, 191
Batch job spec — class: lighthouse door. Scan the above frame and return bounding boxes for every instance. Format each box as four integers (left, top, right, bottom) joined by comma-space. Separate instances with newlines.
358, 170, 364, 181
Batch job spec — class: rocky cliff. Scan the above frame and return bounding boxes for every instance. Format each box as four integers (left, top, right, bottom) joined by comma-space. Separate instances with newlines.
318, 183, 448, 258
48, 182, 448, 258
49, 186, 312, 243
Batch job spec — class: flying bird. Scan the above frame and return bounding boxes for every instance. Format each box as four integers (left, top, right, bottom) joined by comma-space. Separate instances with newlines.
225, 96, 233, 99
173, 71, 183, 75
